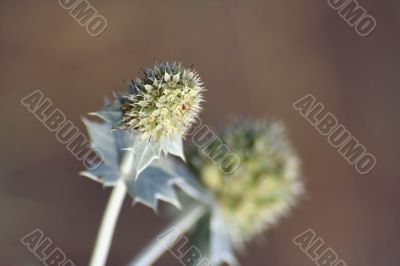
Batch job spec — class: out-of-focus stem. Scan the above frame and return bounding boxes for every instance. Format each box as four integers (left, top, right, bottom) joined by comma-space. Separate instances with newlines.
128, 204, 207, 266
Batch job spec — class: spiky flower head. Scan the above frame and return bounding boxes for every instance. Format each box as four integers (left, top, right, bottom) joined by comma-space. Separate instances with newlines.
120, 62, 203, 140
188, 119, 303, 248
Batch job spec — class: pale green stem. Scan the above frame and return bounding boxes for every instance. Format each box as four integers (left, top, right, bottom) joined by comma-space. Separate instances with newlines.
89, 152, 134, 266
128, 204, 207, 266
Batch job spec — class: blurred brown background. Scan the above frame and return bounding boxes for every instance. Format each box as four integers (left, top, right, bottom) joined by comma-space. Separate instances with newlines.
1, 0, 399, 265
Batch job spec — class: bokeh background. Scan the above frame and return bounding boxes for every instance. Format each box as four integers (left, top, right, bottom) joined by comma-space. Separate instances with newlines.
1, 0, 399, 265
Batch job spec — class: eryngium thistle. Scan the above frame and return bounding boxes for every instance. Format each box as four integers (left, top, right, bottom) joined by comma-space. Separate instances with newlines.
188, 119, 303, 248
120, 62, 203, 140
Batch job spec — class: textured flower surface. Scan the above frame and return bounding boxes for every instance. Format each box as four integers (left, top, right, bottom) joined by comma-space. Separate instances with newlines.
188, 119, 303, 249
91, 62, 204, 176
121, 62, 203, 140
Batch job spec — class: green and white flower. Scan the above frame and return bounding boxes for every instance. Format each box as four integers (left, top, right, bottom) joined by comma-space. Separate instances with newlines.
121, 62, 204, 141
91, 62, 204, 176
188, 119, 304, 249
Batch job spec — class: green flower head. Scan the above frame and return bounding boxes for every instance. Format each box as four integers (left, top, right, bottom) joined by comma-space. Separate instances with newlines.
120, 62, 204, 140
188, 119, 303, 248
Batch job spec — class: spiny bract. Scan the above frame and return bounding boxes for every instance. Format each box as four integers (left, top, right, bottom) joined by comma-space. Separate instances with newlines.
188, 119, 303, 249
120, 62, 204, 140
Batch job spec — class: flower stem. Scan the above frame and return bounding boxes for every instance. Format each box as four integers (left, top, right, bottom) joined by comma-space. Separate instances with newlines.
129, 204, 207, 266
89, 152, 134, 266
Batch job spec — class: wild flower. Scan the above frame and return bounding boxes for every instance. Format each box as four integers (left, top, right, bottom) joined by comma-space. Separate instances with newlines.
120, 62, 204, 141
188, 119, 304, 248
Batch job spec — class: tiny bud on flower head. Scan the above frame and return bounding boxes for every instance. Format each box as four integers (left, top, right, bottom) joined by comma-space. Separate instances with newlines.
188, 119, 303, 248
120, 62, 204, 140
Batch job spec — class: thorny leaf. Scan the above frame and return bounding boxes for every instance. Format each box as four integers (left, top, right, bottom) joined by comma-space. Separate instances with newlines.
80, 119, 203, 211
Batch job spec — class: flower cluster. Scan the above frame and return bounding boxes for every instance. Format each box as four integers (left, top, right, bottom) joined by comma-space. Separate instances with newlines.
188, 119, 303, 248
120, 62, 204, 140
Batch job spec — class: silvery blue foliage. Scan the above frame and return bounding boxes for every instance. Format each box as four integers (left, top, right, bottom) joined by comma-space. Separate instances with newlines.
80, 118, 128, 186
125, 158, 207, 210
80, 119, 204, 211
172, 186, 239, 265
128, 134, 161, 178
90, 96, 124, 128
180, 203, 238, 266
210, 206, 239, 266
90, 97, 186, 178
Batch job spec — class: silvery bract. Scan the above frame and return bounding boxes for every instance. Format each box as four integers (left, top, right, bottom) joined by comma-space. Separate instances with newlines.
80, 119, 205, 211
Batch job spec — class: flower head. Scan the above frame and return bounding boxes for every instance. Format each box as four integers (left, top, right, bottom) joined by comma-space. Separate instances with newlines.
188, 119, 303, 248
120, 62, 204, 140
